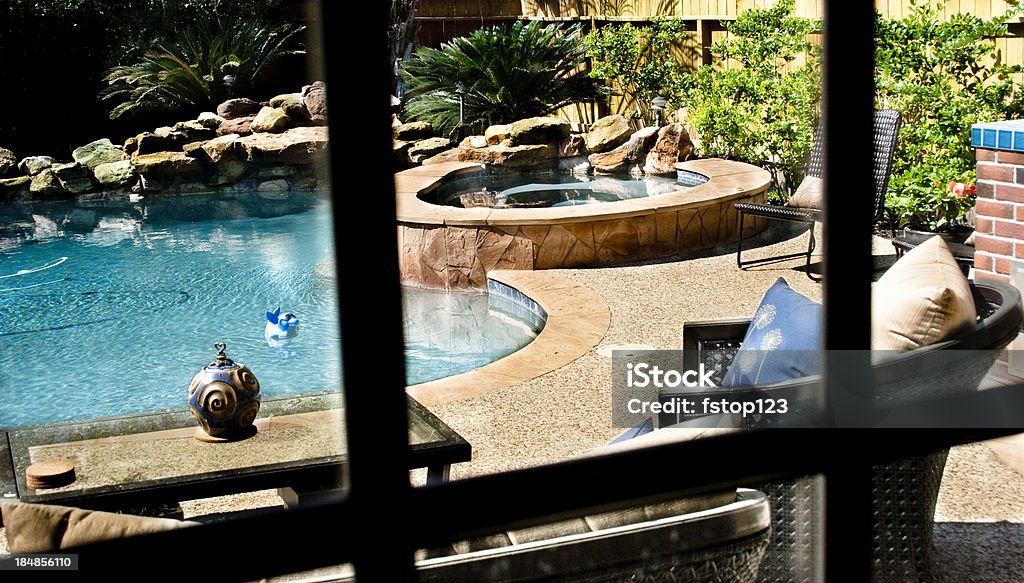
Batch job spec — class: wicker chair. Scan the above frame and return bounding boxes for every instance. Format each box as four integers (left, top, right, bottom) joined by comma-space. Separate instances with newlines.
405, 488, 773, 582
658, 279, 1023, 583
735, 109, 903, 279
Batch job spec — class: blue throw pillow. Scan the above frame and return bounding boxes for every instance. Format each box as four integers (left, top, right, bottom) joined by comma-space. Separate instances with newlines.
722, 278, 822, 387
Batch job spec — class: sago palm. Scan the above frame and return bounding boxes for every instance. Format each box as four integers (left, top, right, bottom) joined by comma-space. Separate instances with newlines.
101, 15, 305, 120
400, 21, 600, 137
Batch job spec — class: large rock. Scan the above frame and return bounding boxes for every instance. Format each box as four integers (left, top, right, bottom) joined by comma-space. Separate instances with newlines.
251, 107, 291, 133
210, 160, 249, 185
269, 93, 310, 123
29, 169, 64, 196
93, 160, 138, 188
132, 151, 202, 179
218, 116, 254, 137
200, 134, 241, 164
72, 138, 126, 170
0, 147, 16, 177
134, 121, 217, 155
51, 162, 93, 194
197, 111, 224, 129
393, 121, 433, 141
643, 123, 694, 175
484, 124, 511, 145
588, 127, 658, 174
134, 132, 176, 155
460, 135, 488, 149
0, 176, 30, 200
586, 115, 632, 153
235, 126, 329, 165
217, 98, 262, 120
171, 120, 216, 141
301, 81, 327, 123
18, 156, 56, 176
507, 117, 570, 146
423, 143, 557, 167
198, 134, 247, 185
408, 137, 453, 164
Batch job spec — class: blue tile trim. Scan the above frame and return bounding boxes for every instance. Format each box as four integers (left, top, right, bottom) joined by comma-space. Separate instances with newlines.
1015, 132, 1024, 152
999, 130, 1013, 150
487, 279, 548, 333
972, 121, 1024, 152
984, 128, 998, 148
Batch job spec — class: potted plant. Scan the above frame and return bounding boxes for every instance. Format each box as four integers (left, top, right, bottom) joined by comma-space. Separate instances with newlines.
887, 168, 976, 244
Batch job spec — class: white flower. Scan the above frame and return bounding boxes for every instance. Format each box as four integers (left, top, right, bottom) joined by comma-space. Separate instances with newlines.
760, 328, 783, 351
753, 304, 776, 330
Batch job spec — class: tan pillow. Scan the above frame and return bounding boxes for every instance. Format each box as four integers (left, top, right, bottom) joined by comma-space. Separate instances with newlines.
787, 175, 823, 209
2, 502, 191, 554
872, 236, 976, 351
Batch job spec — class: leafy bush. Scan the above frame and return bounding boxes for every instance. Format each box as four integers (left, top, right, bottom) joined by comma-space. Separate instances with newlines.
100, 10, 305, 120
582, 17, 692, 125
876, 0, 1024, 231
680, 0, 820, 197
400, 20, 601, 137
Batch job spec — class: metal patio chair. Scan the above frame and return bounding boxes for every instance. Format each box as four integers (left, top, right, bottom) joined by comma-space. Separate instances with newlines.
735, 109, 903, 279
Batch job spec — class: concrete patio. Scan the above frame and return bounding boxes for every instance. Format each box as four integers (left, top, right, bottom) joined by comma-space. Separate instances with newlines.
2, 222, 1023, 581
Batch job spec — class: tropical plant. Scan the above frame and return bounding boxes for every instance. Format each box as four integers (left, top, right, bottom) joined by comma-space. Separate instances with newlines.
680, 0, 821, 198
876, 0, 1024, 231
400, 20, 601, 137
100, 11, 305, 119
583, 17, 693, 125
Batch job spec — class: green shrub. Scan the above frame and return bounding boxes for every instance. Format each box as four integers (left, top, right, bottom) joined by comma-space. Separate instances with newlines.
876, 0, 1024, 231
582, 17, 692, 125
400, 20, 601, 137
680, 0, 820, 198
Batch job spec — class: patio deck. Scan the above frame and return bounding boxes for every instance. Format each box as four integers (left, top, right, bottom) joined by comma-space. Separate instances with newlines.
2, 222, 1022, 581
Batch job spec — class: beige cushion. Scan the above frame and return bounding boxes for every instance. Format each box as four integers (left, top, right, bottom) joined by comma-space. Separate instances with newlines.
872, 236, 976, 351
2, 502, 191, 554
787, 175, 823, 209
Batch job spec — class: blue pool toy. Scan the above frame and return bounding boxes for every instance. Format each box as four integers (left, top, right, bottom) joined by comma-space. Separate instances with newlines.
265, 307, 300, 344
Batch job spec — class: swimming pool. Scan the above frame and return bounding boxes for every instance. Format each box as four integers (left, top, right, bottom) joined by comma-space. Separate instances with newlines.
0, 192, 538, 428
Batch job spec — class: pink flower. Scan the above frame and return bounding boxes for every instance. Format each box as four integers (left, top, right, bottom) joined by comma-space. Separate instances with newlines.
948, 181, 969, 199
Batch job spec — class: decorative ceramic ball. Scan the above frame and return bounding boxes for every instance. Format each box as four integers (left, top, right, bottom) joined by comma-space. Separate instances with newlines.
188, 342, 261, 441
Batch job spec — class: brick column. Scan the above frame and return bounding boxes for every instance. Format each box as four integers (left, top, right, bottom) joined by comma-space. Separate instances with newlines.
971, 120, 1024, 283
970, 120, 1024, 382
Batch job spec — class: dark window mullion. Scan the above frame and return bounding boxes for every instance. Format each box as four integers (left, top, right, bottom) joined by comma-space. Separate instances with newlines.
323, 3, 415, 581
821, 1, 877, 581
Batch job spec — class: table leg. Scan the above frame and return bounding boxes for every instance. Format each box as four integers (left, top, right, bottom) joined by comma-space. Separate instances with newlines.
426, 464, 451, 485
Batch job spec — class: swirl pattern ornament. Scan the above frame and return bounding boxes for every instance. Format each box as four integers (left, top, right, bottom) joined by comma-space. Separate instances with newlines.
197, 382, 237, 420
188, 343, 261, 441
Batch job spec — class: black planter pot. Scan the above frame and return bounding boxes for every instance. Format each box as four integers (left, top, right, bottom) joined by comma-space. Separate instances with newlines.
902, 226, 974, 246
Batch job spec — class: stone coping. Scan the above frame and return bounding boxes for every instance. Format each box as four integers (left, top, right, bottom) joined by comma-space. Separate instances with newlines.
394, 158, 772, 226
406, 269, 611, 406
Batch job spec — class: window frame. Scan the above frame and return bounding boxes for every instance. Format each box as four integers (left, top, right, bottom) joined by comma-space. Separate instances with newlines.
31, 3, 1024, 581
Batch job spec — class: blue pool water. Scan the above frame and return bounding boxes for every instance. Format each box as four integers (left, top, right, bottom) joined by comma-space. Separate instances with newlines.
0, 192, 538, 428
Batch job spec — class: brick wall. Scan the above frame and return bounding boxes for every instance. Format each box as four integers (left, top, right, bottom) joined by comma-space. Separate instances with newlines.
971, 120, 1024, 382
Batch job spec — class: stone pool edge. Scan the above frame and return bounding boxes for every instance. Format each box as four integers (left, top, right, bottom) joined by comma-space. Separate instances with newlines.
406, 269, 611, 407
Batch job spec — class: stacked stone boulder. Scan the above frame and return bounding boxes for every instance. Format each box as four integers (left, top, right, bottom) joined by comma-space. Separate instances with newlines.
0, 81, 331, 202
392, 113, 695, 176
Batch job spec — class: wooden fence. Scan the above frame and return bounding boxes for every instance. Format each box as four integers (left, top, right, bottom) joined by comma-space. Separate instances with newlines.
408, 0, 1024, 126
